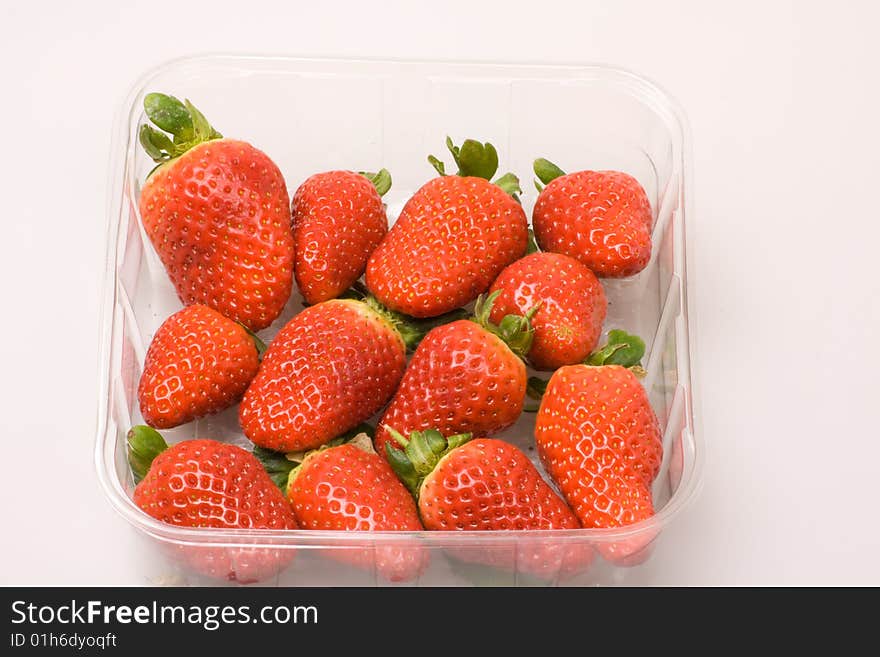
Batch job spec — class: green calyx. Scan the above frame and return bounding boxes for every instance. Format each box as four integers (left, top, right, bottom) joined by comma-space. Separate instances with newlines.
428, 137, 522, 200
526, 329, 647, 402
127, 425, 169, 484
585, 329, 646, 370
492, 172, 523, 198
525, 376, 549, 403
359, 293, 467, 353
253, 424, 375, 494
237, 322, 268, 358
533, 158, 566, 192
362, 295, 423, 352
359, 169, 393, 196
526, 228, 540, 254
471, 290, 538, 359
383, 427, 473, 498
139, 93, 222, 168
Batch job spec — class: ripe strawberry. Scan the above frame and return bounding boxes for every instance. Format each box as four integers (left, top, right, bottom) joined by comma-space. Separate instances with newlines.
373, 292, 533, 458
488, 252, 607, 370
292, 169, 390, 305
128, 426, 297, 582
138, 93, 294, 331
365, 138, 527, 317
385, 429, 592, 579
282, 433, 426, 582
239, 298, 409, 453
532, 158, 653, 278
137, 304, 261, 429
533, 332, 662, 560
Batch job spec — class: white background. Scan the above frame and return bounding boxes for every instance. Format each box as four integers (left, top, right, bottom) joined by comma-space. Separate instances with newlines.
1, 0, 878, 585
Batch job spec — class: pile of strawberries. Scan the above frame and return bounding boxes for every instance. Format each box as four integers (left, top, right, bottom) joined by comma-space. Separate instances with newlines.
128, 93, 663, 582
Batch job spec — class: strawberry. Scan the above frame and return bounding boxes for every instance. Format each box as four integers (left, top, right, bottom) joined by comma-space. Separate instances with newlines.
127, 426, 297, 582
292, 169, 390, 305
365, 138, 527, 317
385, 429, 592, 579
488, 251, 607, 371
532, 158, 653, 278
279, 433, 426, 582
137, 304, 262, 429
373, 292, 533, 458
533, 332, 662, 561
138, 93, 294, 330
239, 298, 410, 453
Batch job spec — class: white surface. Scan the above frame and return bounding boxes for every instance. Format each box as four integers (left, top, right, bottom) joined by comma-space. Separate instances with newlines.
1, 0, 878, 586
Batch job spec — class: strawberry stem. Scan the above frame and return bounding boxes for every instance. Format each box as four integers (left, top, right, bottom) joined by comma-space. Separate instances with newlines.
361, 295, 467, 352
533, 158, 566, 192
139, 93, 222, 168
384, 427, 473, 498
254, 423, 375, 493
428, 136, 521, 199
359, 169, 393, 196
126, 425, 169, 484
526, 330, 648, 402
471, 290, 538, 359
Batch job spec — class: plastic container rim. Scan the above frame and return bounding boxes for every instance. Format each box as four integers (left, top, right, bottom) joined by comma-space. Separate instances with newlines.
94, 53, 704, 548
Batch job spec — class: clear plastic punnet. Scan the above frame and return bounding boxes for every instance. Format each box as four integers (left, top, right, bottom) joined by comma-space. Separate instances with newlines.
96, 55, 702, 586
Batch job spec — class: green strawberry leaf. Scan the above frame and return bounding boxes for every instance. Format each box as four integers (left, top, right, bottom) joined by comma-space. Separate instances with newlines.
526, 376, 549, 401
429, 137, 499, 180
526, 228, 540, 254
237, 322, 267, 358
127, 425, 169, 484
253, 446, 296, 491
428, 136, 519, 198
185, 99, 221, 142
454, 139, 499, 180
144, 93, 194, 141
363, 295, 467, 352
254, 423, 375, 493
533, 157, 566, 185
138, 125, 174, 161
140, 92, 222, 168
384, 427, 473, 499
428, 154, 446, 176
359, 169, 393, 196
585, 329, 646, 368
385, 442, 421, 497
492, 172, 522, 202
472, 291, 538, 359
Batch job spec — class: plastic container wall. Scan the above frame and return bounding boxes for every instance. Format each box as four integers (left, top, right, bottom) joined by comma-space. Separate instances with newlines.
96, 55, 702, 586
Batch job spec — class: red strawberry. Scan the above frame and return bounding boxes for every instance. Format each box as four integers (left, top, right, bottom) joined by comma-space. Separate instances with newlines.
292, 170, 390, 304
138, 304, 261, 429
532, 158, 653, 278
385, 429, 592, 580
365, 138, 527, 317
373, 292, 533, 458
138, 93, 293, 330
283, 433, 426, 582
533, 333, 662, 560
239, 298, 408, 453
488, 252, 607, 370
128, 426, 297, 582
